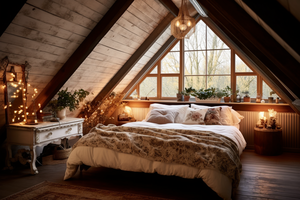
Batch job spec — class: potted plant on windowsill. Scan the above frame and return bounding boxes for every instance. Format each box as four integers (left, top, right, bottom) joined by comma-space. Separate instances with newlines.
221, 86, 232, 103
242, 91, 251, 102
269, 91, 276, 103
47, 88, 89, 120
181, 87, 196, 101
191, 87, 222, 102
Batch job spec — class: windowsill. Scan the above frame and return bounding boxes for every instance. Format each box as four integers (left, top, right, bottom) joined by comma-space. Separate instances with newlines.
123, 99, 293, 112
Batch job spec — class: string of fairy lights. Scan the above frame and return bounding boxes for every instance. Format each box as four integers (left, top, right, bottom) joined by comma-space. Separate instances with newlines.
2, 68, 42, 125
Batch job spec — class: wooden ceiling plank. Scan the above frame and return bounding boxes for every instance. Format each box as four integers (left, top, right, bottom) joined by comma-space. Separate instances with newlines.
196, 0, 300, 99
157, 0, 179, 17
0, 0, 26, 37
31, 0, 134, 110
83, 13, 175, 117
243, 0, 300, 55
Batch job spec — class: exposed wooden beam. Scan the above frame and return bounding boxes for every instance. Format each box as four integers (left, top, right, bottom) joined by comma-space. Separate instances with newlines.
157, 0, 179, 16
82, 13, 175, 117
123, 36, 177, 98
196, 0, 300, 99
123, 14, 201, 98
243, 0, 300, 55
30, 0, 134, 111
0, 0, 26, 37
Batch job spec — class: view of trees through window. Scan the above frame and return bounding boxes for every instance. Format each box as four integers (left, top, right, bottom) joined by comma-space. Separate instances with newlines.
130, 19, 277, 100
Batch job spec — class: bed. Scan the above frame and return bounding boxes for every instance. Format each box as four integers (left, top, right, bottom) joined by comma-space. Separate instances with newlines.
64, 104, 246, 200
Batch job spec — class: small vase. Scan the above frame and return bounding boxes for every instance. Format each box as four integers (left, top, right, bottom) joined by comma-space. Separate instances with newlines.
57, 108, 67, 120
184, 95, 190, 101
224, 97, 230, 103
268, 97, 274, 103
176, 93, 183, 101
243, 96, 251, 102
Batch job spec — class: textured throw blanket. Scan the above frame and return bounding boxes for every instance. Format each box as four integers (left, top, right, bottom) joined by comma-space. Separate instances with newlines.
65, 124, 242, 191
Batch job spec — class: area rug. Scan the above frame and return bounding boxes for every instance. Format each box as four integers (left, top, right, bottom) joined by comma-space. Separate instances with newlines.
2, 181, 170, 200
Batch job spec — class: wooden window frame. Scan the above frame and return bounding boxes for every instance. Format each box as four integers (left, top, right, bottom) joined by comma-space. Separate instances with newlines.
127, 20, 279, 101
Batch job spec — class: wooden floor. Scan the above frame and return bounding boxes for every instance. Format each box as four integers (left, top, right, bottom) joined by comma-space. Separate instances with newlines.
1, 150, 300, 200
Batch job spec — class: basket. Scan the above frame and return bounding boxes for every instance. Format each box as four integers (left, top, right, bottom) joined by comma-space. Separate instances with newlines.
53, 146, 72, 160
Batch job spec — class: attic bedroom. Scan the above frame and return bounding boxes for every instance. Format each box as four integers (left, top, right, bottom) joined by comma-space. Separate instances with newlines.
0, 0, 300, 199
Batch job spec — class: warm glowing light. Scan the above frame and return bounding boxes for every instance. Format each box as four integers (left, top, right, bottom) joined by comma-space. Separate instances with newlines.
14, 110, 17, 113
187, 20, 191, 27
18, 117, 20, 120
28, 83, 31, 87
12, 119, 15, 122
22, 115, 24, 117
175, 20, 180, 27
34, 120, 38, 123
32, 112, 35, 115
179, 24, 187, 31
40, 110, 43, 113
26, 112, 29, 115
23, 119, 26, 122
4, 105, 7, 109
259, 112, 264, 119
23, 88, 26, 91
38, 103, 41, 108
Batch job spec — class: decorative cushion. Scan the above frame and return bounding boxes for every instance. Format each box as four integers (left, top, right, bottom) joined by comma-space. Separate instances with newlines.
144, 104, 189, 123
231, 109, 244, 124
146, 109, 179, 124
183, 108, 208, 125
191, 104, 233, 125
204, 107, 222, 125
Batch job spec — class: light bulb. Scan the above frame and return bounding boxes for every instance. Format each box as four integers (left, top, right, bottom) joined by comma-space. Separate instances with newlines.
175, 21, 180, 27
179, 24, 187, 31
187, 20, 191, 27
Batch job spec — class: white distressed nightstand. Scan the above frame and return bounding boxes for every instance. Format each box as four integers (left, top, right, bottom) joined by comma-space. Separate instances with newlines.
5, 117, 84, 174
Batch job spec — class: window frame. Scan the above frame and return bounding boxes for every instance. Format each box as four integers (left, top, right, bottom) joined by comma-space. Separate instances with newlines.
127, 19, 278, 101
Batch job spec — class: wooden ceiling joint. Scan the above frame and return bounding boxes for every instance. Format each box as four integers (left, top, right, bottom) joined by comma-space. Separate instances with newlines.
196, 0, 300, 100
29, 0, 134, 111
157, 0, 179, 17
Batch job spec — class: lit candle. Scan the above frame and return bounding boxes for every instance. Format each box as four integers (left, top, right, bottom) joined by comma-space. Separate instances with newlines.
259, 112, 264, 119
40, 110, 42, 113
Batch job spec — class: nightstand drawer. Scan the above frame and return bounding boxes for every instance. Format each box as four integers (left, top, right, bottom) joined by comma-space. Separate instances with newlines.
36, 124, 78, 143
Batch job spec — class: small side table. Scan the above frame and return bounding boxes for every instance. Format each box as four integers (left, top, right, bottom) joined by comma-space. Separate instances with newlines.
254, 127, 282, 155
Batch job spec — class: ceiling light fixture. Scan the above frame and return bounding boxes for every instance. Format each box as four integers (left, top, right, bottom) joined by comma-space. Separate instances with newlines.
171, 0, 196, 39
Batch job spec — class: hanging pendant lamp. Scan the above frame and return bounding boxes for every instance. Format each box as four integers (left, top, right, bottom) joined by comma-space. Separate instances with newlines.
171, 0, 196, 39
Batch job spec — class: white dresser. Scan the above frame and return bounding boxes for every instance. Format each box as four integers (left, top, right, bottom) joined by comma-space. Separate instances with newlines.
5, 117, 84, 174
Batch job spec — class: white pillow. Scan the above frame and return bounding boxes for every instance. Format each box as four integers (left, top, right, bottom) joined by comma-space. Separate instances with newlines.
231, 109, 244, 124
144, 104, 189, 123
146, 109, 179, 124
183, 108, 208, 125
191, 104, 233, 125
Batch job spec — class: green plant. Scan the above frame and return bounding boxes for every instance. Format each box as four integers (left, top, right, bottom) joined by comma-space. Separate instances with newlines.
220, 86, 231, 97
181, 86, 196, 96
242, 90, 250, 97
191, 87, 219, 100
48, 88, 89, 112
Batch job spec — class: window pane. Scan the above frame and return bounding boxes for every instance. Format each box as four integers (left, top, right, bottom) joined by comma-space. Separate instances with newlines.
170, 41, 180, 51
207, 50, 230, 75
262, 81, 278, 99
235, 55, 253, 72
184, 76, 206, 90
207, 26, 229, 49
140, 77, 157, 97
185, 20, 206, 50
161, 52, 180, 73
185, 51, 206, 75
150, 66, 157, 74
207, 76, 230, 89
162, 77, 178, 97
236, 76, 257, 98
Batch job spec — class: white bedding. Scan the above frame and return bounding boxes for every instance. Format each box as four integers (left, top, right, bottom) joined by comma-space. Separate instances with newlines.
66, 122, 246, 200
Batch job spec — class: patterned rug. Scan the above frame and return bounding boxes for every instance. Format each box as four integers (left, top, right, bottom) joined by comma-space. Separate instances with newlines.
2, 181, 170, 200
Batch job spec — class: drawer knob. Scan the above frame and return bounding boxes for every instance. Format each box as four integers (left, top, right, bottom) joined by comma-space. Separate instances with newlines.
47, 132, 52, 137
66, 128, 72, 134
